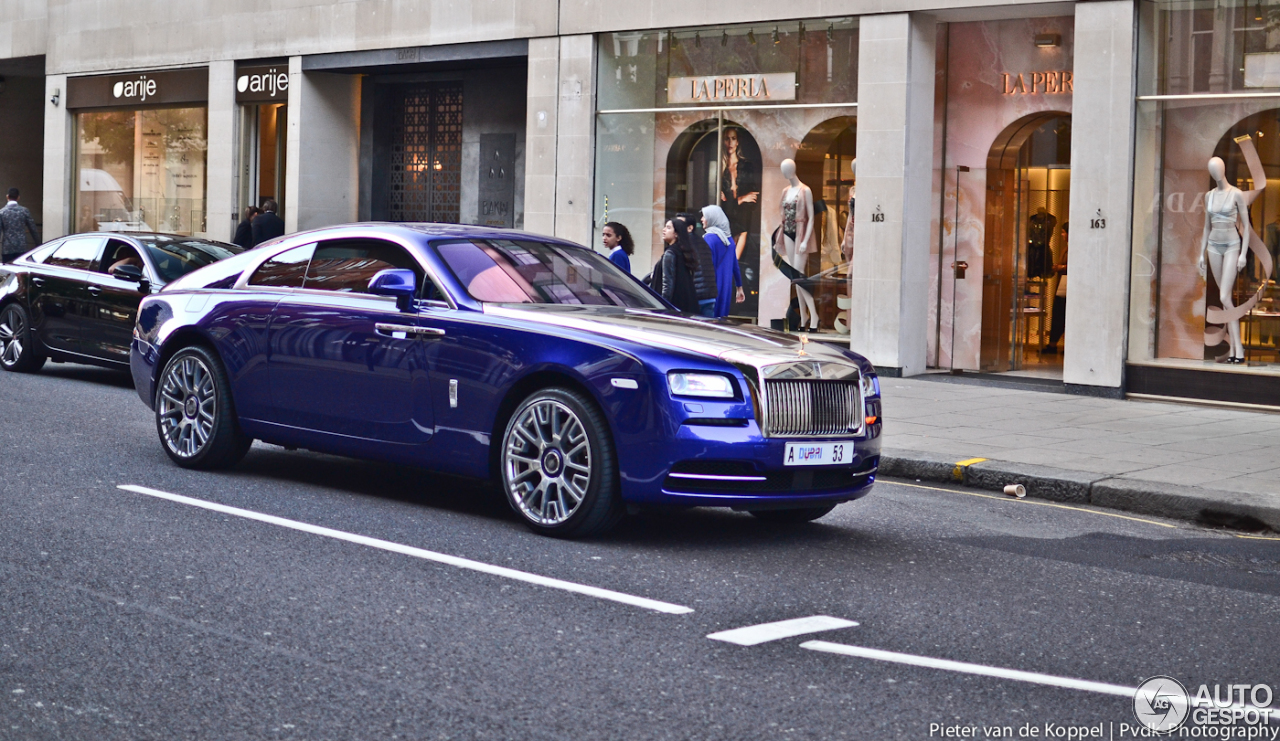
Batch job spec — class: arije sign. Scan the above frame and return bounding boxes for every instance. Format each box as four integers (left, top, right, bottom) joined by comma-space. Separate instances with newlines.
236, 65, 289, 103
66, 68, 208, 109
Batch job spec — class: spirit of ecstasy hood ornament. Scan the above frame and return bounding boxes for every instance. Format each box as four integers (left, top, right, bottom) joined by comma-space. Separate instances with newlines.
797, 333, 810, 356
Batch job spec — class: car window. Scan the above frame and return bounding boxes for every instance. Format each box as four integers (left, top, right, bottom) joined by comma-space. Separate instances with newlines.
248, 243, 315, 288
45, 237, 105, 271
134, 235, 242, 283
434, 239, 664, 308
102, 240, 145, 275
25, 242, 60, 263
303, 239, 424, 294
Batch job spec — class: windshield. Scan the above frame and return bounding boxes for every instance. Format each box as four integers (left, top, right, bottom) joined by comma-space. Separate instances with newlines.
137, 236, 243, 283
434, 239, 664, 309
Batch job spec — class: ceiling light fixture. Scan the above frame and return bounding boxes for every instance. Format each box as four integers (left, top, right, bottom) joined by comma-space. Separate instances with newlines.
1034, 33, 1061, 47
772, 26, 781, 45
747, 29, 756, 45
695, 31, 701, 48
721, 29, 728, 46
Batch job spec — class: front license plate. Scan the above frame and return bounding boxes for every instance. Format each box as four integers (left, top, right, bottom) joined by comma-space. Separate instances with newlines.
784, 441, 855, 467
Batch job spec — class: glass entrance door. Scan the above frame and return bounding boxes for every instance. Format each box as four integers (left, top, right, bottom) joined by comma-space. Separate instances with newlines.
238, 103, 287, 219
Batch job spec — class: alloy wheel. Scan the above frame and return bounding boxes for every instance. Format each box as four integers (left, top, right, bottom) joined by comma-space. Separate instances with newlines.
158, 354, 218, 458
0, 307, 25, 368
504, 399, 594, 526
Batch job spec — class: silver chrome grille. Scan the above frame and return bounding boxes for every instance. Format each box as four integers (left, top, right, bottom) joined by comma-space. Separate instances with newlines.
764, 380, 861, 437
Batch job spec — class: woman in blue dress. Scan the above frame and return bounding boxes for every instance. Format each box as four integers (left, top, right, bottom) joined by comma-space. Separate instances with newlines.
700, 205, 744, 318
602, 222, 634, 274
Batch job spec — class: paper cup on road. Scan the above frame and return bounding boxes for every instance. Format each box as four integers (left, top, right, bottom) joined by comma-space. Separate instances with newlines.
1004, 484, 1026, 499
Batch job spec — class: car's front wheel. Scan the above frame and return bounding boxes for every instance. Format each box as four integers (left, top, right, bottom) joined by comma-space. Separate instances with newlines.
500, 387, 623, 538
749, 504, 838, 524
0, 304, 46, 373
156, 345, 252, 470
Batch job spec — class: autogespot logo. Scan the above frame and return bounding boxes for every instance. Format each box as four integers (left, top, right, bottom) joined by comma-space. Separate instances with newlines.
1134, 676, 1191, 732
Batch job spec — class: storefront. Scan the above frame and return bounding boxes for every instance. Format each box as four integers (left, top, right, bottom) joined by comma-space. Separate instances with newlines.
1129, 0, 1280, 405
66, 68, 208, 237
593, 19, 859, 334
235, 61, 289, 221
929, 17, 1076, 375
298, 41, 529, 230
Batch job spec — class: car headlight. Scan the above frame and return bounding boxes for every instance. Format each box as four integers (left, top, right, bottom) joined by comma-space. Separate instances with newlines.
668, 372, 736, 399
861, 373, 879, 399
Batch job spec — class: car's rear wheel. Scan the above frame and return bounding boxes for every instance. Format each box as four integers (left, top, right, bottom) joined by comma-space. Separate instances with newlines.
749, 504, 838, 523
500, 387, 623, 538
0, 304, 45, 373
156, 345, 251, 470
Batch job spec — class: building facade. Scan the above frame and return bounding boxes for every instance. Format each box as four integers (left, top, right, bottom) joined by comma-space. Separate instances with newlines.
2, 0, 1277, 407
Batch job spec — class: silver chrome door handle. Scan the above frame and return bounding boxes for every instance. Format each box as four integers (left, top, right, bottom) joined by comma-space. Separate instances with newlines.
375, 323, 446, 338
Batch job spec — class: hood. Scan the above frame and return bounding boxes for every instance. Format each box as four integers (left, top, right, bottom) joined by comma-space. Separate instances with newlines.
483, 304, 868, 371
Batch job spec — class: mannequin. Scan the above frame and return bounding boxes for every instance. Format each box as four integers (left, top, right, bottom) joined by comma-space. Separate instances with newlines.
1198, 156, 1249, 363
1027, 207, 1056, 279
778, 158, 818, 330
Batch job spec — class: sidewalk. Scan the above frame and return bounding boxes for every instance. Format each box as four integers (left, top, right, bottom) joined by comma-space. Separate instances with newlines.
877, 374, 1280, 532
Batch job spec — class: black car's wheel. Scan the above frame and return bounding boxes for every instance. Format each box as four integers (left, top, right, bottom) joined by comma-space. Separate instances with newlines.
0, 304, 45, 373
500, 387, 624, 538
155, 345, 252, 470
750, 504, 838, 524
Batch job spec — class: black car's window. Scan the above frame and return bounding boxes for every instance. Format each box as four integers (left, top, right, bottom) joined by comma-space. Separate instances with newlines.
134, 235, 241, 283
248, 243, 315, 288
45, 237, 105, 271
25, 243, 60, 263
434, 239, 662, 308
102, 240, 145, 276
303, 239, 424, 294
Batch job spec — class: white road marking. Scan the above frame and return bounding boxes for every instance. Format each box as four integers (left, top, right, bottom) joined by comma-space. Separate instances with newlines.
117, 485, 693, 615
800, 641, 1135, 697
708, 616, 858, 646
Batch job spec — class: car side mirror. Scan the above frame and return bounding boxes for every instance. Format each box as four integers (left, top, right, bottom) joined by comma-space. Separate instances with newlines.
112, 264, 143, 282
369, 268, 418, 312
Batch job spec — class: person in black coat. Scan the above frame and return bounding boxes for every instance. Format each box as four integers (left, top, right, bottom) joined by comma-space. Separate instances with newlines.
232, 206, 259, 249
655, 218, 700, 314
251, 200, 286, 246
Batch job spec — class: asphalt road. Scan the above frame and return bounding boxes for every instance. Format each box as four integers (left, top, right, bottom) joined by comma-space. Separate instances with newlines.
1, 363, 1277, 740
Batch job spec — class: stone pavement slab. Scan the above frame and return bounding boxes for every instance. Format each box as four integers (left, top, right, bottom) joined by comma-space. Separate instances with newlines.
877, 375, 1280, 532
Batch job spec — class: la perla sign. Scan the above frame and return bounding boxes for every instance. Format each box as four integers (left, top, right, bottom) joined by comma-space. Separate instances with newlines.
667, 72, 796, 105
235, 65, 290, 103
113, 76, 157, 103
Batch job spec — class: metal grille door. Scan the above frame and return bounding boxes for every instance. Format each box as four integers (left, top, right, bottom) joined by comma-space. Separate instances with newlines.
389, 83, 462, 223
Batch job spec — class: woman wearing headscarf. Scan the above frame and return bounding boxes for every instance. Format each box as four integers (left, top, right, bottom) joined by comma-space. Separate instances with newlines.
701, 205, 745, 318
657, 217, 700, 314
602, 221, 634, 273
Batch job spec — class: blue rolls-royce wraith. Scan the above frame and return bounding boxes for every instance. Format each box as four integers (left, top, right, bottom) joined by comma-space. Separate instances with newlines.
130, 224, 881, 537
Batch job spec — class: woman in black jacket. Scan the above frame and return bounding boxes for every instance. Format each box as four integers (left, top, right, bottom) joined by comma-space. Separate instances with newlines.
656, 218, 700, 314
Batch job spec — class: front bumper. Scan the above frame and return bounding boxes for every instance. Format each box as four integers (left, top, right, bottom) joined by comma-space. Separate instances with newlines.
620, 416, 881, 509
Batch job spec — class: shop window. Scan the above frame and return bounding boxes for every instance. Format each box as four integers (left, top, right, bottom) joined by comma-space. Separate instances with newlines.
74, 107, 208, 236
1132, 0, 1280, 377
593, 19, 858, 333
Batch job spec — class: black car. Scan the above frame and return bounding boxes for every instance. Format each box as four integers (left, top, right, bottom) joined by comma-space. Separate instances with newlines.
0, 232, 242, 373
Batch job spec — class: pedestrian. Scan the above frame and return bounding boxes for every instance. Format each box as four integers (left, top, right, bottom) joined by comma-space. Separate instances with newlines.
233, 206, 260, 249
656, 217, 700, 314
1044, 222, 1069, 354
251, 199, 285, 246
677, 211, 718, 317
0, 188, 41, 264
602, 221, 634, 273
701, 205, 745, 318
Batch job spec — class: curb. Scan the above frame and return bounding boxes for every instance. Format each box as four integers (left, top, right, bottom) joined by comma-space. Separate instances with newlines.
880, 450, 1280, 533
